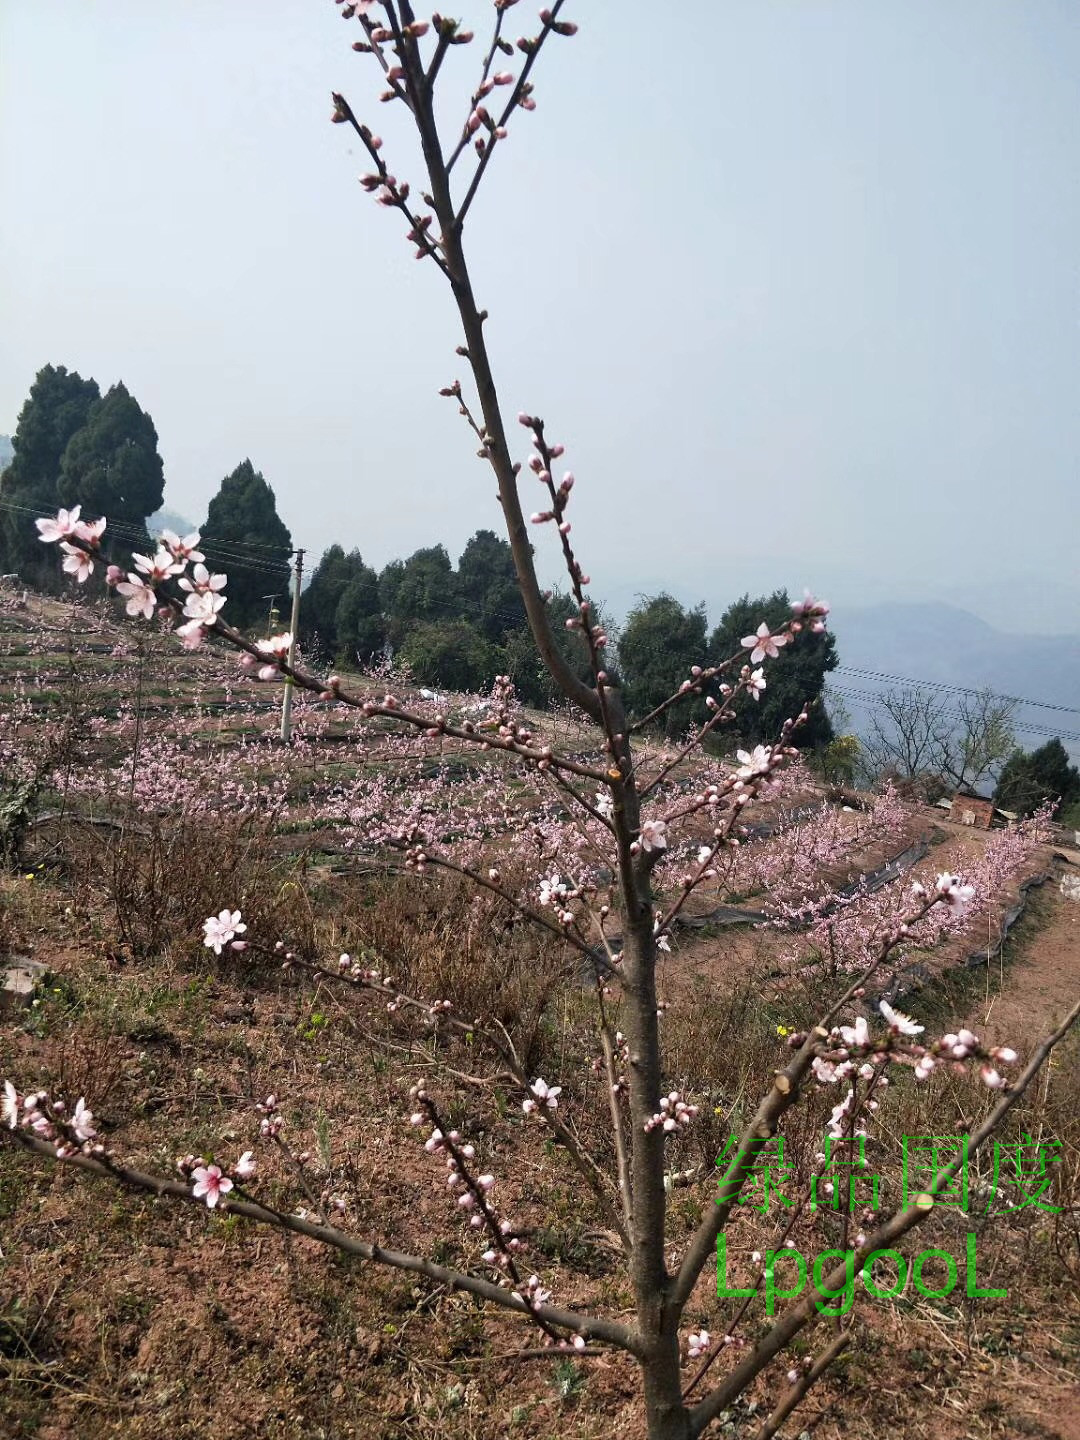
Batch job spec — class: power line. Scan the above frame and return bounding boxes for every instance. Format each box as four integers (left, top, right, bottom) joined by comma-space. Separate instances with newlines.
0, 494, 287, 559
832, 686, 1080, 747
835, 664, 1080, 718
0, 496, 296, 567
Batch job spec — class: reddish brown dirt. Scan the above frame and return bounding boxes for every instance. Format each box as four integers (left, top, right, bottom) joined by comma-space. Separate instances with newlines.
967, 864, 1080, 1049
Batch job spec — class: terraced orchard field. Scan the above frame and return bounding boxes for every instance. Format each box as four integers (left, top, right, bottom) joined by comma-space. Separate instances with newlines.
1, 585, 1078, 1440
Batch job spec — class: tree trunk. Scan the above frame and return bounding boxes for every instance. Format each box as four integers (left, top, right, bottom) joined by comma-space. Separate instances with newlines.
642, 1341, 694, 1440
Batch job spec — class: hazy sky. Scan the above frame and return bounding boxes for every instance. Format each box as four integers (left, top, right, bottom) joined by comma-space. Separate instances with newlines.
2, 2, 1077, 632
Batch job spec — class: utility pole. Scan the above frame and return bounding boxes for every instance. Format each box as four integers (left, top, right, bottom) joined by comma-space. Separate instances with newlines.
280, 548, 305, 743
262, 594, 280, 638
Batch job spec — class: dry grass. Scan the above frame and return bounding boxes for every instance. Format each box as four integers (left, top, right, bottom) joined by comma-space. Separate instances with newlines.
2, 829, 1078, 1439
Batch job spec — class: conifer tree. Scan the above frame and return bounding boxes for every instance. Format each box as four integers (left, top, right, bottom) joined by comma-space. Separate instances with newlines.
57, 382, 165, 563
201, 460, 292, 629
710, 589, 838, 750
0, 365, 100, 581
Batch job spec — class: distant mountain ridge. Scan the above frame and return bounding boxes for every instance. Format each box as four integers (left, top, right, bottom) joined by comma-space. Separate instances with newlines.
147, 506, 196, 537
830, 601, 1080, 764
833, 602, 1080, 709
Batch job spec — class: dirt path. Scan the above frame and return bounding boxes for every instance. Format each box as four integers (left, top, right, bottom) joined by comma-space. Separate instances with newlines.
962, 857, 1080, 1050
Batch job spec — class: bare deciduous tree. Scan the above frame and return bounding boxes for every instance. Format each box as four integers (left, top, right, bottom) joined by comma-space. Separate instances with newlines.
864, 685, 1016, 794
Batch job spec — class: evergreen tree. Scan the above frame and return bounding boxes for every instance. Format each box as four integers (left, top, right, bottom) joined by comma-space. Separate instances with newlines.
501, 626, 550, 707
994, 738, 1080, 817
0, 365, 100, 581
57, 382, 165, 563
399, 620, 501, 693
301, 545, 358, 656
709, 590, 837, 750
385, 545, 457, 646
378, 558, 406, 619
334, 563, 385, 664
618, 594, 708, 736
457, 529, 527, 643
201, 460, 292, 630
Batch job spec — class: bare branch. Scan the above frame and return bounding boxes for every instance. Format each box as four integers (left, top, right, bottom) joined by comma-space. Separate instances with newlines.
453, 2, 571, 231
3, 1129, 641, 1354
599, 1013, 634, 1240
749, 1329, 851, 1440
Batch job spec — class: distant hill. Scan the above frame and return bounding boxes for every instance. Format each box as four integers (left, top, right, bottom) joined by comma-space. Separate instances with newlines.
147, 506, 196, 536
830, 601, 1080, 764
833, 603, 1078, 703
0, 435, 13, 474
601, 553, 1080, 639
